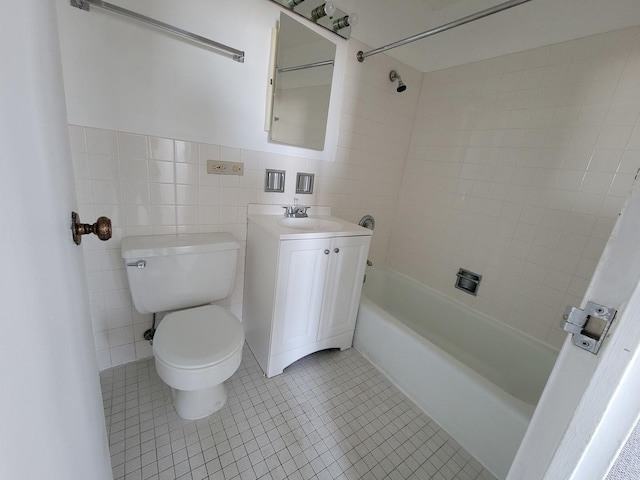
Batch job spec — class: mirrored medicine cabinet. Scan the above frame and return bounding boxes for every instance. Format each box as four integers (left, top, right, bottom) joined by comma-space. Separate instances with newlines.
266, 13, 337, 151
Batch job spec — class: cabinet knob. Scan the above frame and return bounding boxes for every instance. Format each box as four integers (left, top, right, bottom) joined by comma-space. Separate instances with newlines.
334, 248, 340, 253
324, 249, 330, 255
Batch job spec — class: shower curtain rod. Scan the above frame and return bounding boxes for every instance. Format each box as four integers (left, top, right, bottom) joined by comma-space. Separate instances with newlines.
356, 0, 532, 63
278, 60, 334, 73
69, 0, 245, 63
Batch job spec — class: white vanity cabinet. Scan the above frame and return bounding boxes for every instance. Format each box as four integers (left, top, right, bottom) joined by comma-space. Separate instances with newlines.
243, 213, 371, 377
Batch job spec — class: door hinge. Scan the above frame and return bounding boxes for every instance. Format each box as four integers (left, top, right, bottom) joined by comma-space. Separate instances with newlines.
561, 301, 616, 354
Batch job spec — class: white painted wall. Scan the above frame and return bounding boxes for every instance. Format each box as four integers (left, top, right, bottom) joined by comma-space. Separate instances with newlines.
56, 0, 347, 162
0, 1, 111, 478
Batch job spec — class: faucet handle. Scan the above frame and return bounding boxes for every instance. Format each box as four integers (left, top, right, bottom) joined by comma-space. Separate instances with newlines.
283, 203, 310, 217
293, 206, 310, 218
282, 205, 294, 216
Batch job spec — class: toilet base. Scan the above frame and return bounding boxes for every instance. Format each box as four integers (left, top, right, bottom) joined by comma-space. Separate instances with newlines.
171, 383, 227, 420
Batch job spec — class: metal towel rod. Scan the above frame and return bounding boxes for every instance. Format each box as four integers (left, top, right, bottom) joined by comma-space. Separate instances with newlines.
357, 0, 532, 63
278, 60, 334, 73
70, 0, 245, 63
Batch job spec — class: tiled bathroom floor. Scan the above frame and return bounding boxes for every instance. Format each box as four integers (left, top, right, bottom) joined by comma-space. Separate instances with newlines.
101, 346, 496, 480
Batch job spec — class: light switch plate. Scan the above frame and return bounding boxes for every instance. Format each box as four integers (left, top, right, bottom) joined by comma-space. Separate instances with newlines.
207, 160, 244, 175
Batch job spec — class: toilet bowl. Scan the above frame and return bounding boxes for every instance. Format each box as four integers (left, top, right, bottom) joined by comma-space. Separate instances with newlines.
153, 305, 244, 420
121, 232, 243, 420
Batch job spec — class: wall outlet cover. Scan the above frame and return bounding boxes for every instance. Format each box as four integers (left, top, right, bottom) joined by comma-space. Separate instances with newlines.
207, 160, 244, 175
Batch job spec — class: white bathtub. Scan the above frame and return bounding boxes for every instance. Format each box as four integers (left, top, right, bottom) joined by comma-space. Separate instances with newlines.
353, 269, 558, 480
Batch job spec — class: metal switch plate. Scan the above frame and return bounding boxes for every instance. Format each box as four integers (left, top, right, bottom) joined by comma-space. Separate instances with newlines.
562, 301, 616, 354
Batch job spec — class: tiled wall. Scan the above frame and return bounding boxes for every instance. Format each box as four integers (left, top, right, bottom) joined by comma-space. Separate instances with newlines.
70, 39, 421, 369
75, 25, 640, 367
388, 27, 640, 349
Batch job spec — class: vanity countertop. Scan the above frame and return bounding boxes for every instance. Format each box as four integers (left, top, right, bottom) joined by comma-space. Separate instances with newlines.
247, 204, 372, 240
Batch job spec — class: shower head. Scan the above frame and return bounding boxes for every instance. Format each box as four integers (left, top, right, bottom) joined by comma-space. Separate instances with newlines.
389, 70, 407, 93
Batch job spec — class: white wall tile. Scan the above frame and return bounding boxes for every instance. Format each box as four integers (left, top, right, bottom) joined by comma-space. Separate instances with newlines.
91, 180, 121, 204
135, 341, 152, 360
151, 205, 176, 226
148, 137, 174, 161
118, 132, 148, 158
88, 154, 119, 180
124, 205, 151, 227
122, 182, 150, 205
176, 206, 199, 225
69, 38, 418, 368
175, 140, 198, 164
596, 125, 634, 149
388, 28, 640, 347
107, 326, 134, 348
148, 160, 175, 184
110, 344, 136, 366
103, 289, 131, 311
608, 173, 636, 197
68, 125, 87, 152
176, 185, 199, 206
600, 194, 627, 218
150, 184, 175, 205
119, 158, 149, 182
199, 143, 220, 162
580, 172, 614, 194
175, 163, 198, 185
220, 146, 241, 162
95, 349, 111, 370
86, 127, 118, 155
73, 28, 640, 368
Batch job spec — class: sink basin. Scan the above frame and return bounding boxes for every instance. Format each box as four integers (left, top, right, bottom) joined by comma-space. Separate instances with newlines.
277, 217, 343, 231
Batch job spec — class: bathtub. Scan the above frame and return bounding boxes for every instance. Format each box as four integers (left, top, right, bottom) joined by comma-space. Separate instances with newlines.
353, 269, 558, 480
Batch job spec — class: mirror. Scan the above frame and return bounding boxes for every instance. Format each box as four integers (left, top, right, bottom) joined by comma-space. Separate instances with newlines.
268, 13, 336, 151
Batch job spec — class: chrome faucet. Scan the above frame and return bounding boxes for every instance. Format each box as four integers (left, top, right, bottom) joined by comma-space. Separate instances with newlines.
282, 198, 310, 218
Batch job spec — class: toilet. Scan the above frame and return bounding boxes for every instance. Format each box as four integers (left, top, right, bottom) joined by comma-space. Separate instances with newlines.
121, 232, 244, 420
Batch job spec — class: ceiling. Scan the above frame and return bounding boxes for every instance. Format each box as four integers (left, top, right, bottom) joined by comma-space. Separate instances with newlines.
422, 0, 468, 11
341, 0, 640, 73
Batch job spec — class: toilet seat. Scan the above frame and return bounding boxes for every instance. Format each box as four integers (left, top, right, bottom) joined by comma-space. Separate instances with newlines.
152, 305, 244, 392
154, 305, 244, 369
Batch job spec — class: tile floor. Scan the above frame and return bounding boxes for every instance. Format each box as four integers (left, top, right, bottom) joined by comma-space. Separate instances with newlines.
102, 346, 496, 480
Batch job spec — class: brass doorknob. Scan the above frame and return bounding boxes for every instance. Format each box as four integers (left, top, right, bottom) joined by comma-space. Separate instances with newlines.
71, 212, 112, 245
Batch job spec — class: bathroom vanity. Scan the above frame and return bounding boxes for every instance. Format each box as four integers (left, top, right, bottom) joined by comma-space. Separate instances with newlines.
243, 205, 372, 377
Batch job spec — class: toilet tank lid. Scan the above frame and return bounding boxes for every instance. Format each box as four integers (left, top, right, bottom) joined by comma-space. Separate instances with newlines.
122, 232, 239, 259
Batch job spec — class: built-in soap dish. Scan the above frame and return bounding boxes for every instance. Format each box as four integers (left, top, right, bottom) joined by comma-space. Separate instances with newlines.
455, 268, 482, 296
265, 169, 285, 193
295, 172, 314, 194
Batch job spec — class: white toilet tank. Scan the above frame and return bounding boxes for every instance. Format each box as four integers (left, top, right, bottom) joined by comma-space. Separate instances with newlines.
122, 233, 240, 314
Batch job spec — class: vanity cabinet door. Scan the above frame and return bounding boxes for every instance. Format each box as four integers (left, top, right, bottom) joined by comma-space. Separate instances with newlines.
271, 238, 330, 355
319, 235, 371, 340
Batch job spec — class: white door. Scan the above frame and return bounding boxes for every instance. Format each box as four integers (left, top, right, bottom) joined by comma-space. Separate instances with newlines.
0, 2, 112, 479
271, 238, 330, 355
319, 235, 370, 339
509, 173, 640, 479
